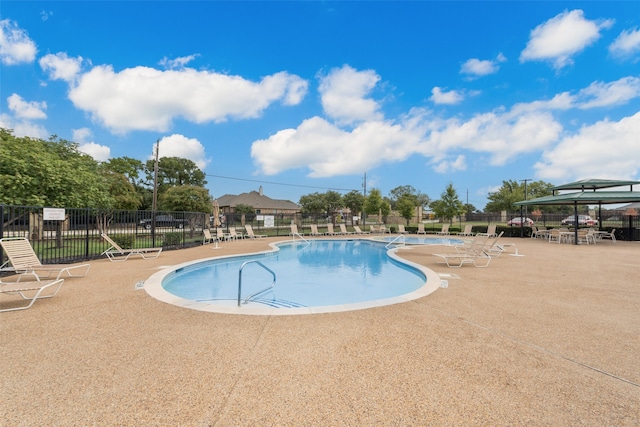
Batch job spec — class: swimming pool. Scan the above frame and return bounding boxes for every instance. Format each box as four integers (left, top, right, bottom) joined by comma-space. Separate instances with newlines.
144, 239, 441, 315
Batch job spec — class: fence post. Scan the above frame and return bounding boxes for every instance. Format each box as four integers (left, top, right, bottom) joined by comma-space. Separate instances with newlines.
85, 208, 90, 257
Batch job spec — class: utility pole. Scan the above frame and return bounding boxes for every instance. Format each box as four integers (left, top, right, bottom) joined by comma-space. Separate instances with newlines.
362, 172, 367, 226
152, 140, 160, 246
152, 139, 160, 212
520, 178, 532, 238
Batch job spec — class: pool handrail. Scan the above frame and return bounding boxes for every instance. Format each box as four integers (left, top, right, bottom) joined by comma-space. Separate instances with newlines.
385, 234, 406, 249
237, 260, 277, 306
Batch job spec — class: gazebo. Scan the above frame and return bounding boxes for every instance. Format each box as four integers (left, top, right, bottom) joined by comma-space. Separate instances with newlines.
515, 179, 640, 244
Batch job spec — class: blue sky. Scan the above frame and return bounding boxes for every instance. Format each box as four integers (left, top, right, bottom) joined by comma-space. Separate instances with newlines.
2, 1, 639, 209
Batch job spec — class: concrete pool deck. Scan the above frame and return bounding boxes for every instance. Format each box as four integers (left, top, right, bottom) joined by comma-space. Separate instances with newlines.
1, 235, 638, 425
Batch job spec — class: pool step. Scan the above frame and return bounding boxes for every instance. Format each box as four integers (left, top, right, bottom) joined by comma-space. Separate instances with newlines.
253, 298, 306, 308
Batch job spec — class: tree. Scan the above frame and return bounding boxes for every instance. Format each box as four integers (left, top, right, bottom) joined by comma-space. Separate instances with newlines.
484, 179, 561, 213
431, 183, 464, 224
388, 185, 429, 209
396, 195, 416, 225
364, 188, 383, 218
0, 129, 111, 208
343, 190, 365, 224
158, 185, 211, 237
102, 156, 144, 187
324, 191, 344, 222
144, 156, 207, 192
299, 192, 326, 214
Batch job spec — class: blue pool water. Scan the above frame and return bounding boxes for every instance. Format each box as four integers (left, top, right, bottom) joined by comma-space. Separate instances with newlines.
160, 239, 430, 311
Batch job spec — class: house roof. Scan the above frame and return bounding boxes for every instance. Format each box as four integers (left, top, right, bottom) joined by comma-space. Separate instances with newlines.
217, 191, 299, 211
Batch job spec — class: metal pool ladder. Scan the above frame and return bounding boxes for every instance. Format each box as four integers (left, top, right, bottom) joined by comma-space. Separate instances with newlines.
385, 234, 406, 249
237, 260, 277, 306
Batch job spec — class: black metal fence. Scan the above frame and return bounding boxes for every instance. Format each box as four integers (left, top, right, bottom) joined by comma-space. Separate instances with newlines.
1, 204, 637, 266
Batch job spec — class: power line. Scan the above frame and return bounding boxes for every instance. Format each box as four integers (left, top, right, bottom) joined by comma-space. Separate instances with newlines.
205, 173, 357, 192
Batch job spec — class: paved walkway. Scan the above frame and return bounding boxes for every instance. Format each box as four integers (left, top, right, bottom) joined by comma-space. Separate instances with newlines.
1, 236, 638, 425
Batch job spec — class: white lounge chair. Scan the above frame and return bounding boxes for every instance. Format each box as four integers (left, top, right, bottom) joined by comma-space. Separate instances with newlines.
397, 224, 409, 234
0, 237, 90, 282
433, 235, 491, 268
309, 224, 323, 236
101, 233, 162, 262
436, 224, 450, 235
326, 224, 338, 235
379, 225, 391, 234
353, 226, 369, 234
478, 224, 497, 237
203, 229, 215, 244
598, 228, 616, 243
455, 225, 474, 236
368, 225, 380, 234
0, 278, 65, 312
289, 224, 304, 237
416, 224, 426, 234
244, 224, 267, 239
338, 224, 353, 235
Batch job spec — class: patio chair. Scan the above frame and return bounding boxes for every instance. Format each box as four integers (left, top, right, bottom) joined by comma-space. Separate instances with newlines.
0, 237, 90, 282
436, 224, 450, 235
368, 224, 380, 234
309, 224, 323, 236
397, 224, 409, 234
0, 278, 65, 312
455, 225, 474, 236
215, 228, 229, 242
289, 224, 305, 237
598, 229, 616, 243
433, 235, 491, 268
244, 224, 267, 239
326, 223, 338, 235
338, 224, 353, 235
353, 225, 370, 234
101, 233, 162, 262
228, 228, 243, 240
478, 224, 497, 237
416, 224, 426, 234
379, 225, 391, 234
203, 229, 215, 244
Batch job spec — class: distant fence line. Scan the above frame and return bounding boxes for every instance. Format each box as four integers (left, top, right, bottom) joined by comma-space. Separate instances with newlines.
1, 205, 637, 266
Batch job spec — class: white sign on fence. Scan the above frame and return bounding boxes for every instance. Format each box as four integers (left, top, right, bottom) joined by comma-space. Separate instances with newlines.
263, 215, 275, 228
43, 207, 66, 221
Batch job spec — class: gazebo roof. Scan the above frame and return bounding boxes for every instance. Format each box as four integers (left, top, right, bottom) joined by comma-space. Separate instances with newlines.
551, 178, 640, 192
515, 191, 640, 206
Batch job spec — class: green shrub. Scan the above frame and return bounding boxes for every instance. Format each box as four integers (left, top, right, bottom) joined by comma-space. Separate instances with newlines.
112, 234, 135, 249
163, 232, 183, 246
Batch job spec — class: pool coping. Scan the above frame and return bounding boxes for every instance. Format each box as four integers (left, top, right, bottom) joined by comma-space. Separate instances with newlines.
143, 237, 443, 315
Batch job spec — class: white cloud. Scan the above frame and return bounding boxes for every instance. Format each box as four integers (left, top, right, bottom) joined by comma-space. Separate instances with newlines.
460, 54, 506, 78
7, 93, 47, 119
318, 65, 383, 125
430, 87, 464, 105
576, 77, 640, 109
609, 27, 640, 59
66, 65, 308, 133
520, 10, 614, 70
156, 134, 210, 170
0, 19, 37, 65
0, 113, 48, 139
511, 76, 640, 113
251, 116, 419, 177
78, 142, 111, 162
534, 111, 640, 181
72, 127, 93, 143
251, 105, 562, 178
432, 155, 467, 174
159, 54, 199, 70
39, 52, 83, 82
